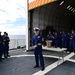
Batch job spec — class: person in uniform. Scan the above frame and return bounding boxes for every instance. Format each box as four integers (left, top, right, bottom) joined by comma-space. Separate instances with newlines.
5, 33, 10, 57
51, 32, 55, 47
61, 31, 67, 48
47, 31, 53, 46
66, 32, 70, 52
47, 31, 53, 40
53, 32, 58, 48
73, 31, 75, 52
32, 27, 45, 71
70, 30, 75, 52
0, 32, 3, 61
3, 32, 10, 58
58, 31, 62, 48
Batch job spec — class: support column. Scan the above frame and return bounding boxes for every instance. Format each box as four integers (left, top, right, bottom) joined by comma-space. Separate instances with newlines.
26, 0, 29, 50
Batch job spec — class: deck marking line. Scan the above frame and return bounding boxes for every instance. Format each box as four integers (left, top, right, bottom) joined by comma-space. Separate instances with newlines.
33, 52, 75, 75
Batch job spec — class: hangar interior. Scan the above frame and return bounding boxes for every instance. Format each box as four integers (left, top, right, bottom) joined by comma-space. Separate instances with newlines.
28, 0, 75, 46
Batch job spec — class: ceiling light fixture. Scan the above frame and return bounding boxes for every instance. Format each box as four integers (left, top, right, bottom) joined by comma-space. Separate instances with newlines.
71, 8, 74, 11
73, 10, 75, 12
69, 7, 72, 10
67, 5, 70, 9
59, 1, 64, 5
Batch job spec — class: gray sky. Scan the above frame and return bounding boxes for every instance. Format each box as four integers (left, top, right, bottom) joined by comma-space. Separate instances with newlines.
0, 0, 27, 35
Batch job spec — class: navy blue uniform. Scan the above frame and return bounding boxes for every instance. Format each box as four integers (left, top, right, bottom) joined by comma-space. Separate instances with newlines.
61, 34, 67, 48
47, 33, 53, 40
58, 33, 62, 48
32, 34, 44, 68
70, 33, 75, 52
73, 34, 75, 51
70, 33, 74, 51
5, 37, 10, 56
0, 35, 3, 60
3, 36, 10, 58
66, 33, 70, 51
70, 34, 74, 51
53, 34, 58, 48
51, 33, 55, 46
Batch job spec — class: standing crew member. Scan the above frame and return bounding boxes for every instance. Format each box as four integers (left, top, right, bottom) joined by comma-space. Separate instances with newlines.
58, 32, 62, 48
73, 32, 75, 52
70, 30, 75, 52
66, 33, 70, 51
32, 27, 45, 71
5, 33, 10, 57
47, 31, 53, 46
53, 32, 58, 48
47, 31, 53, 40
61, 31, 67, 48
3, 32, 10, 58
0, 32, 3, 61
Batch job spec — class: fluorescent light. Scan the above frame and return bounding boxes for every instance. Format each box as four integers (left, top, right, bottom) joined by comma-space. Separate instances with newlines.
69, 7, 72, 10
67, 5, 70, 9
71, 8, 74, 11
73, 10, 75, 12
66, 5, 75, 13
59, 1, 64, 5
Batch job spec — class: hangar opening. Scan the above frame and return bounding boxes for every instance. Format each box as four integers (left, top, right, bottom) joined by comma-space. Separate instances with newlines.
28, 0, 75, 47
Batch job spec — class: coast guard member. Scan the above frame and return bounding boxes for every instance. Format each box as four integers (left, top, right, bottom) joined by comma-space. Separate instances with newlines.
5, 33, 10, 57
32, 27, 45, 71
3, 32, 10, 58
70, 30, 75, 52
73, 32, 75, 52
66, 33, 70, 51
47, 31, 53, 40
0, 32, 3, 61
53, 32, 58, 48
61, 31, 67, 48
58, 32, 62, 48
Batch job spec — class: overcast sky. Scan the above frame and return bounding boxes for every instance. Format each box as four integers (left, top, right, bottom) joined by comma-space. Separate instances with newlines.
0, 0, 27, 35
0, 0, 35, 35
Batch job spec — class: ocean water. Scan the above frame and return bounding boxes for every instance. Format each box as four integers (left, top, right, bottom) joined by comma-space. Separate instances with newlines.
9, 35, 26, 49
9, 35, 26, 39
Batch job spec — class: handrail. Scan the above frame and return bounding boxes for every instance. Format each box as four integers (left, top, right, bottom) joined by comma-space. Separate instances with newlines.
9, 39, 26, 49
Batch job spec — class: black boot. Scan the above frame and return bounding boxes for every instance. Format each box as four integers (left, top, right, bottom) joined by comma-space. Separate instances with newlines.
0, 55, 2, 62
41, 67, 45, 71
34, 65, 39, 68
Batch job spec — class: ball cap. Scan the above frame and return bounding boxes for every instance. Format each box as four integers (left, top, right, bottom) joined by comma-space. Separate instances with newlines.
34, 27, 40, 31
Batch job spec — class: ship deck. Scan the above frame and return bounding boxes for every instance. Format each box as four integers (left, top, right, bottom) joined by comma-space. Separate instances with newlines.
0, 48, 75, 75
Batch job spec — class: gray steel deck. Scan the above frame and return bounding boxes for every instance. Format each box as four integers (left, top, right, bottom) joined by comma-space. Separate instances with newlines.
0, 49, 75, 75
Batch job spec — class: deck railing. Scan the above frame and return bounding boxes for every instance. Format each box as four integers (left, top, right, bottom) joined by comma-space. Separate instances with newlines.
9, 39, 26, 49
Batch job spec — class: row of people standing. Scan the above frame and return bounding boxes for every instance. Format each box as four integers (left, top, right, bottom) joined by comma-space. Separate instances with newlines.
47, 30, 75, 52
0, 32, 10, 61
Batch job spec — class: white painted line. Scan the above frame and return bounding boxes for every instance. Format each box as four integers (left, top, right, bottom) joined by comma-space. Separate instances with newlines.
9, 49, 26, 52
33, 52, 75, 75
9, 50, 17, 52
10, 54, 62, 60
64, 52, 74, 60
10, 54, 34, 58
43, 55, 62, 59
67, 59, 75, 63
9, 49, 21, 52
33, 61, 59, 75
